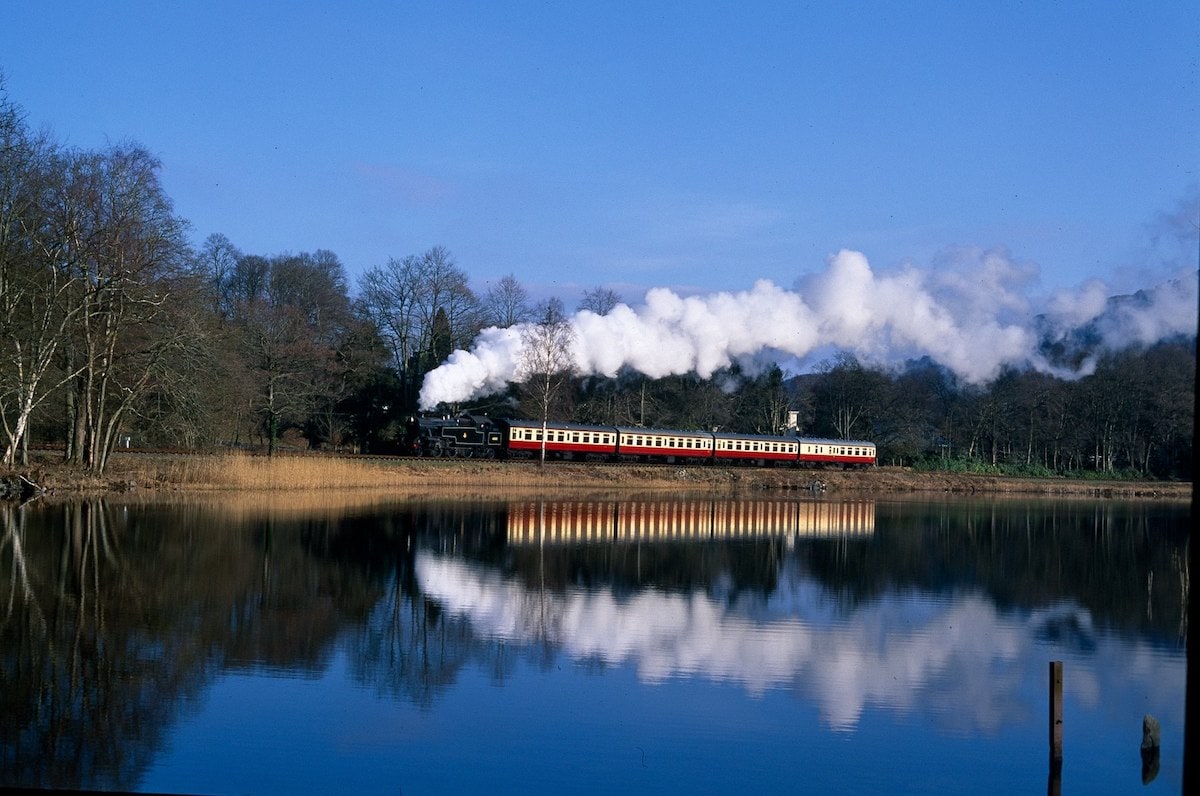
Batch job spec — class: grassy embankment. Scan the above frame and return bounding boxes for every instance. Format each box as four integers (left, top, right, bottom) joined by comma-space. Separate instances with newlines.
5, 450, 1191, 501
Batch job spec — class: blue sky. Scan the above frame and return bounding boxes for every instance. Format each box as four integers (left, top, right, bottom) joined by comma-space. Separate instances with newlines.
4, 1, 1198, 306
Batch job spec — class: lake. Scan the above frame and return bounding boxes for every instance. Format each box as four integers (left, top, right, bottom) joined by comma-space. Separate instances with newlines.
0, 491, 1190, 793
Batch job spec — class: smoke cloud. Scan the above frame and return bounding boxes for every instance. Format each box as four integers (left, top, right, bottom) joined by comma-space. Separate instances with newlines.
418, 249, 1198, 410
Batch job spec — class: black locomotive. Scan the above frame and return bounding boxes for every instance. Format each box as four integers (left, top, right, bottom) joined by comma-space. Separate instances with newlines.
415, 414, 504, 458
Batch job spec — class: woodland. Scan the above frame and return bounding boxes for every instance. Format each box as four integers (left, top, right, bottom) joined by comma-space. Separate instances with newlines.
1, 79, 1194, 479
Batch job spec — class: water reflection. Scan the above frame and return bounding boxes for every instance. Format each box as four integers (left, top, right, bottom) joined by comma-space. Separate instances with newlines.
412, 554, 1182, 733
0, 494, 1189, 792
504, 497, 876, 543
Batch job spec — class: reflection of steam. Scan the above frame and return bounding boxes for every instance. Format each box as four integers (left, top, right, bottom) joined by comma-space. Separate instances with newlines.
419, 250, 1199, 407
414, 552, 1185, 733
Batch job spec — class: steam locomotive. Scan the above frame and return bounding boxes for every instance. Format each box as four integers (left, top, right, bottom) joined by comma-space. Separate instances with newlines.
414, 414, 876, 468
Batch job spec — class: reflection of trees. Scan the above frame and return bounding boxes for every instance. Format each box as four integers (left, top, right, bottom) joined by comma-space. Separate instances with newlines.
346, 577, 485, 708
334, 501, 523, 704
503, 538, 784, 604
0, 500, 384, 790
800, 500, 1190, 644
1, 502, 207, 790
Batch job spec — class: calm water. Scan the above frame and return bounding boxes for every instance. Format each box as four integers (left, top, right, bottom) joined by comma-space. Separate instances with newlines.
0, 492, 1190, 793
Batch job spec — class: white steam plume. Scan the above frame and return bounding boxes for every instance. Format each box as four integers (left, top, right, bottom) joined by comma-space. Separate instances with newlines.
418, 249, 1198, 410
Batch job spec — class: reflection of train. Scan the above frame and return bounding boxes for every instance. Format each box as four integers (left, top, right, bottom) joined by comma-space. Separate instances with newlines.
414, 414, 876, 468
505, 498, 876, 544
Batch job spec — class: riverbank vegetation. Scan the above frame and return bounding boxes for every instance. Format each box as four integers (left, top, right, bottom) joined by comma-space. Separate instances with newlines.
6, 450, 1190, 502
1, 76, 1194, 486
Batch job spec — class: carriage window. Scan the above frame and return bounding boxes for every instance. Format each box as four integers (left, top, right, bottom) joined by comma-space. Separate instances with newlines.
572, 434, 579, 443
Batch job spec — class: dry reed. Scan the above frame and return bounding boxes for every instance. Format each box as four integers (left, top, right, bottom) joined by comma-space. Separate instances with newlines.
101, 452, 695, 493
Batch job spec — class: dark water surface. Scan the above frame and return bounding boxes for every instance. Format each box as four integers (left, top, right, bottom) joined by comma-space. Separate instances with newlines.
1, 492, 1189, 793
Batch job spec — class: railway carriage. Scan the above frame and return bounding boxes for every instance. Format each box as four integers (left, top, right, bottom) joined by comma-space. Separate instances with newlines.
501, 419, 618, 461
796, 438, 876, 469
712, 432, 800, 466
614, 427, 714, 463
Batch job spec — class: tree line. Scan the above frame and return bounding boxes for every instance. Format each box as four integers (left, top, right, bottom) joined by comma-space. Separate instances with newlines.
1, 78, 1193, 477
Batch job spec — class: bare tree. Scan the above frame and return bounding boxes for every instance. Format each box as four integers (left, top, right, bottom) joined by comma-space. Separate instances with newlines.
735, 365, 791, 435
518, 298, 575, 463
577, 286, 621, 315
484, 273, 532, 327
358, 246, 482, 410
197, 232, 241, 318
808, 353, 888, 441
57, 143, 191, 473
219, 250, 360, 454
0, 88, 86, 465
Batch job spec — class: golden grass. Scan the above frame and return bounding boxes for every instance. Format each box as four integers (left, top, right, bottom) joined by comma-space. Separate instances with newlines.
155, 453, 420, 490
100, 451, 701, 492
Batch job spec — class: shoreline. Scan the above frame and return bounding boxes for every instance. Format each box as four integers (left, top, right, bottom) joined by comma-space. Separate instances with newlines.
3, 451, 1192, 502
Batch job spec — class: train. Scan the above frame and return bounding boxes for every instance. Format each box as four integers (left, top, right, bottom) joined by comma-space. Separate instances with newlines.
412, 414, 876, 469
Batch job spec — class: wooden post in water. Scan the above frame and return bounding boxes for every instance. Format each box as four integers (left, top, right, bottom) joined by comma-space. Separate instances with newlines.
1046, 657, 1065, 796
1049, 661, 1063, 759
